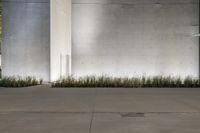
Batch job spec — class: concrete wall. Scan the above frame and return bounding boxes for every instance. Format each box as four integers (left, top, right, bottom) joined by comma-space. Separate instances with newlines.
2, 0, 50, 81
2, 0, 199, 80
2, 0, 71, 81
50, 0, 71, 81
72, 0, 199, 78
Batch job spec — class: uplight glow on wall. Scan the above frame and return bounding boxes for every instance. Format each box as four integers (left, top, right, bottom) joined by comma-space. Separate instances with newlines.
72, 0, 199, 78
2, 0, 200, 81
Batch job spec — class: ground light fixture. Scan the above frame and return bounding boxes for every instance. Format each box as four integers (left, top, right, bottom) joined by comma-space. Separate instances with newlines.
192, 33, 200, 37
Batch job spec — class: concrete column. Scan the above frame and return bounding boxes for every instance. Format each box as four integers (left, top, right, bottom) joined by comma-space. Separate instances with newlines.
50, 0, 71, 81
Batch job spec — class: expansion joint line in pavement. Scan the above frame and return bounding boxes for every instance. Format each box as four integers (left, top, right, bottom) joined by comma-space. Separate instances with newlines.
89, 88, 97, 133
0, 111, 200, 114
89, 111, 94, 133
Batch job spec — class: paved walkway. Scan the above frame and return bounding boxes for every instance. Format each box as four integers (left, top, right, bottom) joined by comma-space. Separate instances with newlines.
0, 85, 200, 133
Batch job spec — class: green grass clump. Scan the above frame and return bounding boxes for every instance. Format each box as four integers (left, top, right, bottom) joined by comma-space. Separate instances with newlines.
52, 76, 200, 88
0, 76, 43, 87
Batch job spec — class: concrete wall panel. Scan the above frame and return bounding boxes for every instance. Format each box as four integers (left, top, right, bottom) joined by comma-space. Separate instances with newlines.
2, 0, 50, 81
72, 0, 199, 77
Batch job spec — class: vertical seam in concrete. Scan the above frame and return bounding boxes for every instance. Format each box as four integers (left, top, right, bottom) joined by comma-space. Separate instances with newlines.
89, 88, 97, 133
69, 1, 72, 75
199, 0, 200, 78
89, 112, 94, 133
50, 0, 52, 81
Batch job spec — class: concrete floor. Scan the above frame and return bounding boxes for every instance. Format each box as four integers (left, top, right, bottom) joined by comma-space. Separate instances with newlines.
0, 85, 200, 133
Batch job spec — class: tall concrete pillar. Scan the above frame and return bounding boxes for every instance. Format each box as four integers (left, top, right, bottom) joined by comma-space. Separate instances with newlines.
2, 0, 71, 81
51, 0, 71, 81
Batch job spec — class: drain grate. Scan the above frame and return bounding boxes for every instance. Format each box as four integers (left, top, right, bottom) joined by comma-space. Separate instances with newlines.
121, 113, 145, 118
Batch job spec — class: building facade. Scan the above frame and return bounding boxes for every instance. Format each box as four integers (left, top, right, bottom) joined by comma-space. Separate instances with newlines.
2, 0, 200, 81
